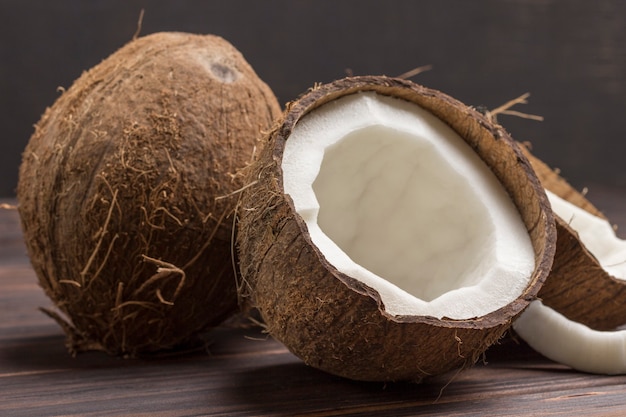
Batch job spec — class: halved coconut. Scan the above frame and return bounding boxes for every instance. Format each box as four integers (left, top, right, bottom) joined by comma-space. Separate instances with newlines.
237, 76, 555, 382
521, 147, 626, 330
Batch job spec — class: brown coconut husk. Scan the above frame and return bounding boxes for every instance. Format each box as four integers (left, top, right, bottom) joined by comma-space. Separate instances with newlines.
17, 32, 282, 356
520, 144, 626, 331
236, 76, 555, 382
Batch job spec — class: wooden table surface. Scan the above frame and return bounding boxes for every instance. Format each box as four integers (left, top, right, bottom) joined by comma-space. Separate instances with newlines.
3, 187, 626, 417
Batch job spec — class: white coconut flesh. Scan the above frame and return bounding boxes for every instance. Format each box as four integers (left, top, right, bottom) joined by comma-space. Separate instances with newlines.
547, 190, 626, 278
281, 92, 536, 319
514, 301, 626, 374
513, 191, 626, 374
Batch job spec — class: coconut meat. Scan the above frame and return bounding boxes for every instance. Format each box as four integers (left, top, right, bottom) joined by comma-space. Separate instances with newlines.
281, 92, 535, 319
513, 191, 626, 375
513, 301, 626, 374
546, 190, 626, 279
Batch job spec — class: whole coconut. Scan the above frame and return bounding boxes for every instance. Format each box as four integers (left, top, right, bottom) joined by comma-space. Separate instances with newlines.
17, 32, 281, 356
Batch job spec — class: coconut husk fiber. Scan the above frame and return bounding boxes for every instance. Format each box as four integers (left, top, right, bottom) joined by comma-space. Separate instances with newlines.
17, 32, 282, 356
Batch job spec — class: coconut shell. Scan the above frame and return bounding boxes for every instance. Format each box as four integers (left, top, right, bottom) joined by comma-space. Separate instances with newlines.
17, 32, 282, 356
237, 76, 555, 382
520, 145, 626, 330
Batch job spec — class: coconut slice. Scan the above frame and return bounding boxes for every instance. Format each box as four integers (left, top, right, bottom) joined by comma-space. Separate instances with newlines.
512, 147, 626, 374
237, 76, 555, 382
513, 300, 626, 374
521, 147, 626, 330
547, 191, 626, 280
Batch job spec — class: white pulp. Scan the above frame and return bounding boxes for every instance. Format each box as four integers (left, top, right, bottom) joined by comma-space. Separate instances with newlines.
514, 301, 626, 375
547, 191, 626, 279
513, 191, 626, 375
281, 92, 535, 319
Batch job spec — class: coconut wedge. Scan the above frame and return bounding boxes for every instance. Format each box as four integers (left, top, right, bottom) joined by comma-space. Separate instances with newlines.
512, 147, 626, 374
17, 32, 281, 356
514, 301, 626, 374
237, 76, 555, 382
521, 147, 626, 331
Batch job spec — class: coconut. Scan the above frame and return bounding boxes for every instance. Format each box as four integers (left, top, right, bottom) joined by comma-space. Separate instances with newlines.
513, 299, 626, 374
512, 146, 626, 374
236, 76, 555, 382
17, 32, 282, 356
520, 146, 626, 331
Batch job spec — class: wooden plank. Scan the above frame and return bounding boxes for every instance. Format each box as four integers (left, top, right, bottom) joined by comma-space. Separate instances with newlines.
3, 194, 626, 416
4, 327, 626, 416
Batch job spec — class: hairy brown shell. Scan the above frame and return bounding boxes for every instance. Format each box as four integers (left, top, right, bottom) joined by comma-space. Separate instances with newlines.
521, 145, 626, 330
237, 76, 555, 382
17, 32, 282, 356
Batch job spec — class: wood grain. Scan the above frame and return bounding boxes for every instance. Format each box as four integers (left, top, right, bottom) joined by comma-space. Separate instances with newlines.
2, 194, 626, 416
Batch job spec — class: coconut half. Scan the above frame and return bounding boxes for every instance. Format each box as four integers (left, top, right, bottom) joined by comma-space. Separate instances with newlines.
17, 32, 282, 356
237, 76, 555, 382
512, 147, 626, 374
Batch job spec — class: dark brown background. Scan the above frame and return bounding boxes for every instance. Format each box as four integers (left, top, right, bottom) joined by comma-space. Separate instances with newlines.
2, 0, 625, 199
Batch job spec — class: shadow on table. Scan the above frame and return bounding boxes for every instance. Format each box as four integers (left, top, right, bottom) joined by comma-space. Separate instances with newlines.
0, 332, 134, 372
0, 327, 217, 374
222, 359, 498, 416
218, 333, 589, 416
